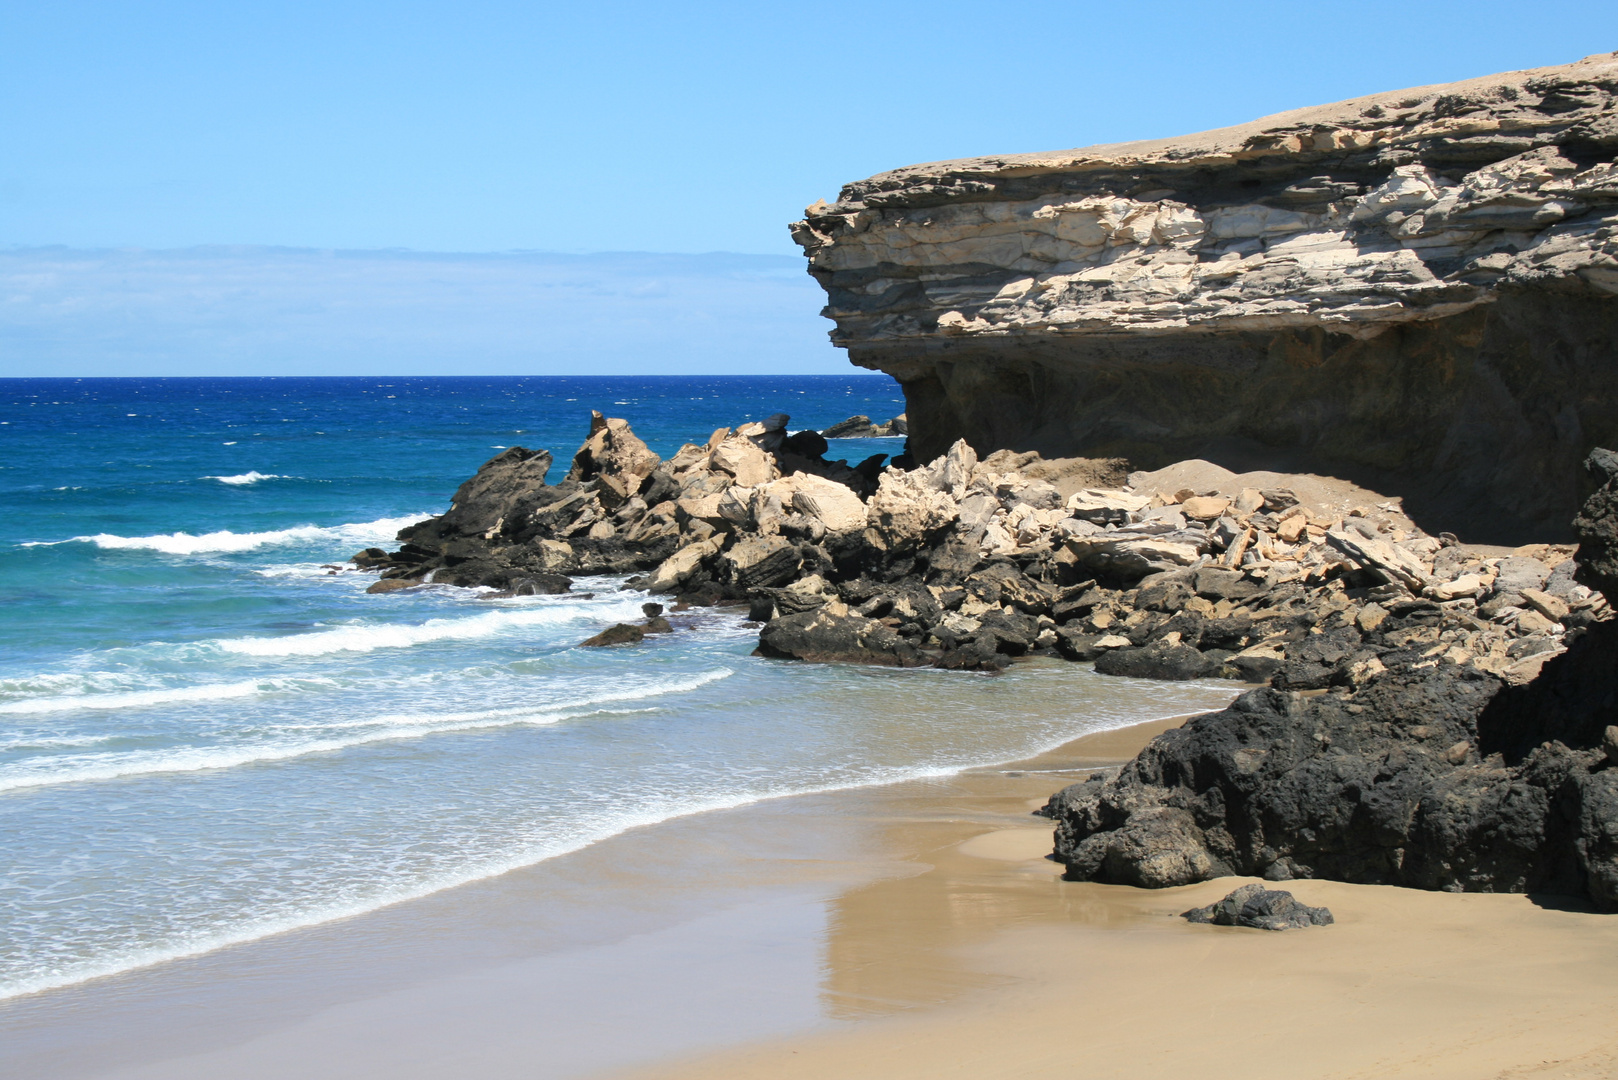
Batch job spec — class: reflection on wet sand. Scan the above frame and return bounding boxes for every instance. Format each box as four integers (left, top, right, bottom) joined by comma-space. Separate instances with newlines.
816, 718, 1192, 1020
630, 718, 1618, 1080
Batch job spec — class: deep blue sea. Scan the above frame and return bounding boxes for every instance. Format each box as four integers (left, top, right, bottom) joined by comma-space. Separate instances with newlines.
0, 376, 1236, 1002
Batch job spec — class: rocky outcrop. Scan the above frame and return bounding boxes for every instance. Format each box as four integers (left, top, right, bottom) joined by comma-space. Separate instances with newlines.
1041, 450, 1618, 909
363, 409, 1606, 685
363, 410, 895, 591
821, 413, 909, 439
792, 54, 1618, 543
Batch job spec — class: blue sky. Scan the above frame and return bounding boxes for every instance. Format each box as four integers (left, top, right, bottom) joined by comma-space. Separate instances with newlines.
2, 1, 1615, 374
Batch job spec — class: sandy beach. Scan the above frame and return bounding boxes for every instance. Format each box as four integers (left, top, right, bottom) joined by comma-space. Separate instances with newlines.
615, 716, 1618, 1080
7, 704, 1618, 1079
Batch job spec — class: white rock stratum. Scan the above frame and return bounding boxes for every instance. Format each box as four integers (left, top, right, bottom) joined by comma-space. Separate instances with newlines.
792, 54, 1618, 543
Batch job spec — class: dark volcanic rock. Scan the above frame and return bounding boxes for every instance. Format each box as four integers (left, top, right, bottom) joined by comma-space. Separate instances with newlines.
1045, 665, 1522, 891
1047, 593, 1618, 909
399, 447, 553, 550
1575, 448, 1618, 606
754, 609, 925, 667
512, 574, 573, 595
821, 415, 877, 439
1094, 641, 1215, 681
579, 623, 646, 647
1183, 884, 1334, 930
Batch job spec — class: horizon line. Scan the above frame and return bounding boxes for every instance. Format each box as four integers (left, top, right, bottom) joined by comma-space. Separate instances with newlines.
0, 243, 801, 261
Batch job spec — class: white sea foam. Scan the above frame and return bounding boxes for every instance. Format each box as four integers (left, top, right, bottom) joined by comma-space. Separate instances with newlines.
0, 680, 269, 716
0, 668, 733, 794
214, 597, 650, 657
21, 513, 433, 555
203, 471, 287, 485
0, 746, 958, 1004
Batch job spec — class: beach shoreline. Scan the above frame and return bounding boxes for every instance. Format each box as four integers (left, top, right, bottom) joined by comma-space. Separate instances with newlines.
9, 704, 1618, 1079
0, 702, 1221, 1080
611, 714, 1618, 1080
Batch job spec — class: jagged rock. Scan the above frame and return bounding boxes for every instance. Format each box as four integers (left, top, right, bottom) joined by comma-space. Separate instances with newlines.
647, 538, 722, 593
792, 53, 1618, 542
867, 459, 960, 549
718, 535, 803, 590
1575, 448, 1618, 605
1325, 529, 1430, 591
767, 473, 868, 533
580, 623, 645, 647
352, 547, 390, 568
1063, 531, 1209, 579
1183, 884, 1334, 930
1044, 465, 1618, 908
822, 415, 878, 439
709, 433, 776, 487
1094, 640, 1216, 681
754, 609, 926, 667
1136, 569, 1197, 612
402, 447, 554, 547
567, 412, 661, 509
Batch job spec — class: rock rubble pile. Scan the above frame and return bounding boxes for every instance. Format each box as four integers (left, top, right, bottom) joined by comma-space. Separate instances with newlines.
1042, 449, 1618, 909
360, 410, 1606, 687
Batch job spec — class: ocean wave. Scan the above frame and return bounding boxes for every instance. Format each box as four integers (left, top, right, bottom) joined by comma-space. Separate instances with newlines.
214, 597, 650, 657
0, 668, 733, 794
202, 471, 289, 485
0, 727, 951, 1005
0, 679, 269, 716
19, 513, 432, 555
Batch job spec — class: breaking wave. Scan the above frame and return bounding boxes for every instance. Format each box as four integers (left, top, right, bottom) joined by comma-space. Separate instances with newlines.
21, 513, 433, 556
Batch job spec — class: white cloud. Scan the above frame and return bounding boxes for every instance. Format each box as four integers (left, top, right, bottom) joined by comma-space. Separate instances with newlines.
0, 247, 841, 376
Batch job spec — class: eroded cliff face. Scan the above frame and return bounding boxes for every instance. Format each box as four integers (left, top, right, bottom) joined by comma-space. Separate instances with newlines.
792, 54, 1618, 542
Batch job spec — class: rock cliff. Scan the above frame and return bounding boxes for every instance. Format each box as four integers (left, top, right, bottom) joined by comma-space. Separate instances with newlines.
792, 54, 1618, 543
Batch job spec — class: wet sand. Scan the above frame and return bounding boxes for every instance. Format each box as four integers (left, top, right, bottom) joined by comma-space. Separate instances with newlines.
9, 703, 1618, 1079
619, 724, 1618, 1080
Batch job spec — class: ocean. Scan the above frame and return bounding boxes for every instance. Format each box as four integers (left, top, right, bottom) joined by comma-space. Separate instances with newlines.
0, 375, 1237, 1004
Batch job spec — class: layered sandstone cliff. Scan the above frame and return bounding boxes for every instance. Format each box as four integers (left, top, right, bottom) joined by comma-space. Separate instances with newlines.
792, 54, 1618, 542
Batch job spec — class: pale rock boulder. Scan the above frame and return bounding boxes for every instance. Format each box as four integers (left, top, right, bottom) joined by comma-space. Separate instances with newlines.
533, 539, 574, 572
867, 466, 960, 547
980, 518, 1019, 555
567, 411, 661, 509
937, 439, 978, 498
1064, 532, 1208, 577
1181, 496, 1231, 522
1326, 529, 1431, 591
1068, 489, 1152, 524
765, 473, 867, 533
718, 534, 802, 590
675, 493, 730, 531
1431, 573, 1487, 600
647, 538, 721, 593
1519, 587, 1570, 622
709, 435, 776, 487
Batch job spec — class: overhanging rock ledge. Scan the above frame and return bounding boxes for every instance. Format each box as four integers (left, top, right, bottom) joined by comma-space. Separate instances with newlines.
792, 53, 1618, 543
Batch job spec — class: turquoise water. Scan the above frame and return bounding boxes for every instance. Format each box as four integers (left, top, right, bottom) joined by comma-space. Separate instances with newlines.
0, 376, 1236, 1002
